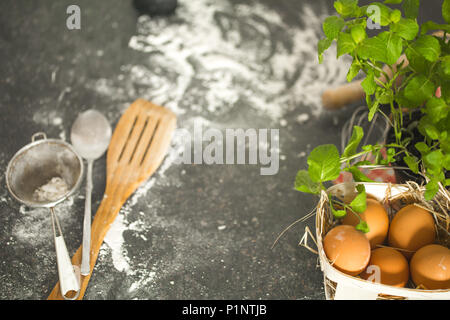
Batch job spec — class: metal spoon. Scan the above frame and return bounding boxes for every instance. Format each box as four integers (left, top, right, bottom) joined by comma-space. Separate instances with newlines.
71, 110, 112, 276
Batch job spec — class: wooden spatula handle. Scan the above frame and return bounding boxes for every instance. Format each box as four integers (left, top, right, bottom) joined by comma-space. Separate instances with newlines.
47, 196, 123, 300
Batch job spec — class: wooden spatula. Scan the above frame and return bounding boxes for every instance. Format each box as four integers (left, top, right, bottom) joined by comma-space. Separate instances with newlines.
47, 99, 176, 300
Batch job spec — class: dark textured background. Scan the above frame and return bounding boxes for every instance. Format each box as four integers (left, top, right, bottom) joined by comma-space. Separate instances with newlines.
0, 0, 444, 300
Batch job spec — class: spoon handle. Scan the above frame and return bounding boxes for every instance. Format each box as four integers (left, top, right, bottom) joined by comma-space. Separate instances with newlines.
81, 159, 93, 276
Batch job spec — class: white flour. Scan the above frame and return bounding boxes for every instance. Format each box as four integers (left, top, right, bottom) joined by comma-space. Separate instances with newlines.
13, 197, 77, 246
32, 103, 67, 141
90, 0, 350, 121
33, 177, 69, 202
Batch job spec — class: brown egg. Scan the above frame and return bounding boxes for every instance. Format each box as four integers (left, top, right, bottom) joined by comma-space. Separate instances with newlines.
323, 225, 371, 276
410, 244, 450, 290
342, 198, 389, 249
360, 247, 409, 287
388, 204, 436, 259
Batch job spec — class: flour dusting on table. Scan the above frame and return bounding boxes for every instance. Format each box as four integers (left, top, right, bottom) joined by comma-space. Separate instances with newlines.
85, 0, 352, 296
5, 0, 352, 298
89, 0, 350, 121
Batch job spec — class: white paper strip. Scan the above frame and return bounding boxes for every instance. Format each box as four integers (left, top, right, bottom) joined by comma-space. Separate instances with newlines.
334, 282, 379, 300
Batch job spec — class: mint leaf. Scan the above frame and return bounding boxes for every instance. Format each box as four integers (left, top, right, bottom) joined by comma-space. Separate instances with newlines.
425, 125, 440, 140
442, 80, 450, 105
367, 3, 392, 27
330, 201, 347, 218
390, 9, 402, 23
375, 87, 394, 104
384, 0, 403, 4
368, 99, 380, 121
295, 170, 321, 194
405, 47, 429, 74
415, 141, 430, 154
307, 144, 341, 183
334, 0, 359, 18
402, 0, 419, 19
444, 154, 450, 170
442, 56, 450, 77
395, 90, 412, 109
404, 75, 435, 107
391, 18, 419, 40
350, 184, 367, 213
361, 145, 374, 152
444, 0, 450, 24
420, 21, 450, 35
442, 137, 450, 154
424, 180, 439, 200
386, 148, 396, 163
361, 69, 377, 96
403, 155, 419, 173
412, 35, 441, 62
422, 150, 445, 184
318, 38, 333, 64
357, 35, 387, 63
337, 32, 356, 58
347, 59, 361, 82
356, 220, 370, 233
350, 25, 366, 44
384, 32, 403, 65
323, 16, 345, 40
426, 97, 448, 123
424, 149, 444, 169
346, 166, 375, 182
419, 115, 440, 140
342, 125, 364, 158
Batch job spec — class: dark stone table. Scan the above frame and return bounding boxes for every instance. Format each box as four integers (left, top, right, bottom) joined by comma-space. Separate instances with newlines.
0, 0, 444, 300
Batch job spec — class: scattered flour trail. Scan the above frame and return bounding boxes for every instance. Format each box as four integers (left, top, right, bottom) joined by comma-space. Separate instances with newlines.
87, 0, 352, 295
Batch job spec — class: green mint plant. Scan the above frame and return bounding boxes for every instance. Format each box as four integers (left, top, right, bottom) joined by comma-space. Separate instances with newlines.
297, 0, 450, 205
295, 125, 371, 232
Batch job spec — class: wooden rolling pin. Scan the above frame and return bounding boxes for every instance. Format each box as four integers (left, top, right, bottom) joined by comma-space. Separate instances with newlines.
322, 54, 408, 110
323, 31, 447, 110
322, 78, 365, 110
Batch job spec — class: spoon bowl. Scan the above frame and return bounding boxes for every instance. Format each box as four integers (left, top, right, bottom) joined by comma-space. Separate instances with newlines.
71, 110, 112, 160
71, 109, 112, 276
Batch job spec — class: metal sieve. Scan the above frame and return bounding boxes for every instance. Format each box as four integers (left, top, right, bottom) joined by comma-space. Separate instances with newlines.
5, 132, 84, 300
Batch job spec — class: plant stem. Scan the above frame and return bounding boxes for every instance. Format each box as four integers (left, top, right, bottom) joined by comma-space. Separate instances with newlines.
367, 60, 391, 85
390, 100, 402, 145
330, 199, 362, 222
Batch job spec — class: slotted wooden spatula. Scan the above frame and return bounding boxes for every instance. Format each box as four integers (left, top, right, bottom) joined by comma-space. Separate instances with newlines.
47, 99, 176, 300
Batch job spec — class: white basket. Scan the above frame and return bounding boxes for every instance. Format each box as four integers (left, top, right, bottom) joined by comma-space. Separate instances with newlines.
315, 182, 450, 300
